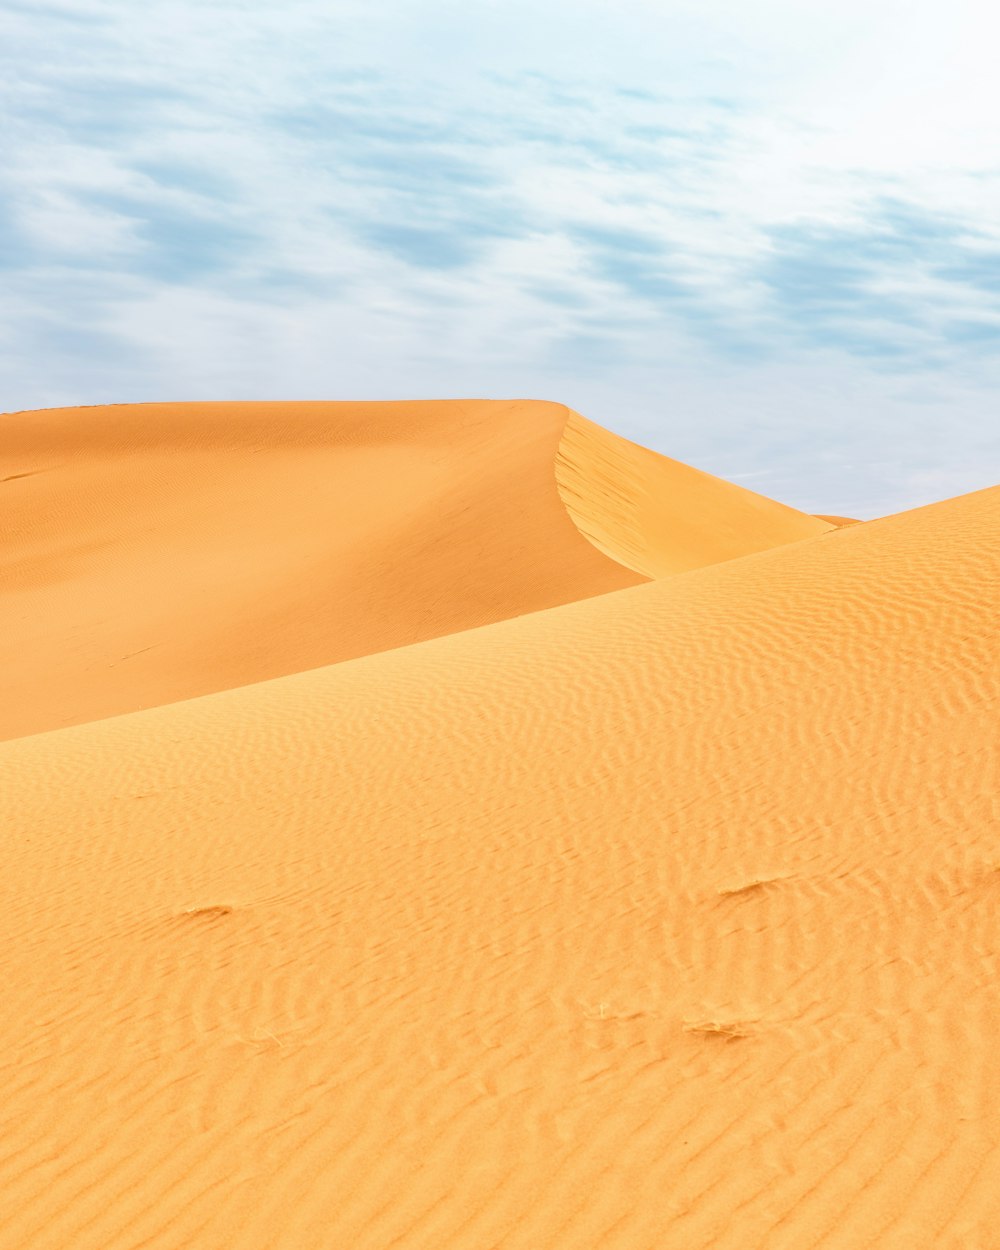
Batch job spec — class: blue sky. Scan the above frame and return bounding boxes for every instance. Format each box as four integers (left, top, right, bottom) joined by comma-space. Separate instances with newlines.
2, 0, 999, 516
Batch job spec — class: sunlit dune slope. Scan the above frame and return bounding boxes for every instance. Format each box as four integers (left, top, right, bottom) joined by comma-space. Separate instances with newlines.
1, 400, 832, 742
815, 513, 862, 526
0, 483, 996, 1249
1, 399, 647, 740
556, 409, 833, 577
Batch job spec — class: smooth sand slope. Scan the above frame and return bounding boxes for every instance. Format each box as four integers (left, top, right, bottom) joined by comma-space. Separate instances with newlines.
556, 409, 833, 577
815, 513, 862, 527
0, 431, 997, 1249
0, 400, 834, 741
1, 400, 645, 740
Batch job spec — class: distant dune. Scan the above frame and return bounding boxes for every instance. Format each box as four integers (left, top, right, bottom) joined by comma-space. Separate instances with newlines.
1, 400, 645, 740
1, 400, 997, 1249
814, 512, 862, 526
556, 409, 833, 576
0, 401, 830, 742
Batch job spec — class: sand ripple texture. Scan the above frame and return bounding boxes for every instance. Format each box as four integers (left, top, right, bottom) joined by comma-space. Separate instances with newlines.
0, 406, 998, 1248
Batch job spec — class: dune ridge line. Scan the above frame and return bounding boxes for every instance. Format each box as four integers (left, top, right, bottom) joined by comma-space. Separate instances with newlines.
555, 407, 833, 578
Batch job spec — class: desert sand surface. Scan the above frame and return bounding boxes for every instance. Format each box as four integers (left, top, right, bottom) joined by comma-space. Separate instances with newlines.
1, 400, 648, 741
1, 400, 998, 1249
1, 400, 836, 742
814, 513, 862, 527
556, 409, 833, 577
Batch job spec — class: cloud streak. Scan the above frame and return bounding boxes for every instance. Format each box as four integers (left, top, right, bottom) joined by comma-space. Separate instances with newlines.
1, 0, 999, 516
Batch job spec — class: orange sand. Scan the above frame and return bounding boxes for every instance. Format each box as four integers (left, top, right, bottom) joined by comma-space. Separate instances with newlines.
1, 401, 648, 740
1, 400, 998, 1249
556, 410, 833, 576
815, 513, 862, 527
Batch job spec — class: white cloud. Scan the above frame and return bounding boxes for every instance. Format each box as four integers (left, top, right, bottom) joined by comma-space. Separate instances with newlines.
1, 0, 998, 517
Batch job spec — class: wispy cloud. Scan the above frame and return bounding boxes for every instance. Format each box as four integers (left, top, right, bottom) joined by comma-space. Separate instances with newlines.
1, 0, 999, 516
755, 202, 1000, 362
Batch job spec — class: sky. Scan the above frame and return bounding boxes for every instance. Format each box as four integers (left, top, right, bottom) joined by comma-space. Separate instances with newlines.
2, 0, 1000, 517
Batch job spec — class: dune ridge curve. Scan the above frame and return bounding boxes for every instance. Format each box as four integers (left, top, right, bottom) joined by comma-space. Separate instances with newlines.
1, 399, 647, 741
555, 408, 834, 577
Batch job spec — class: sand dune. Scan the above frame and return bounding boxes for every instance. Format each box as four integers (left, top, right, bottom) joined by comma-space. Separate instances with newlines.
0, 395, 997, 1248
0, 400, 830, 742
815, 513, 862, 527
556, 409, 833, 576
1, 400, 646, 740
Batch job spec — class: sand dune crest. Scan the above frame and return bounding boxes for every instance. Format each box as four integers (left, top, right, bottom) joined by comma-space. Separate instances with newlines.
1, 399, 645, 740
555, 408, 832, 577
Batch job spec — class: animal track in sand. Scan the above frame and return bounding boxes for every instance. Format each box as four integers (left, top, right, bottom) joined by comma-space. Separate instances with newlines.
683, 1019, 757, 1042
177, 904, 234, 922
716, 875, 793, 898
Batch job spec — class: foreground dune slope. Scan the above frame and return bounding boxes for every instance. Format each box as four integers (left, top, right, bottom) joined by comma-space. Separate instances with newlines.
0, 482, 997, 1249
556, 410, 833, 576
1, 399, 647, 740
